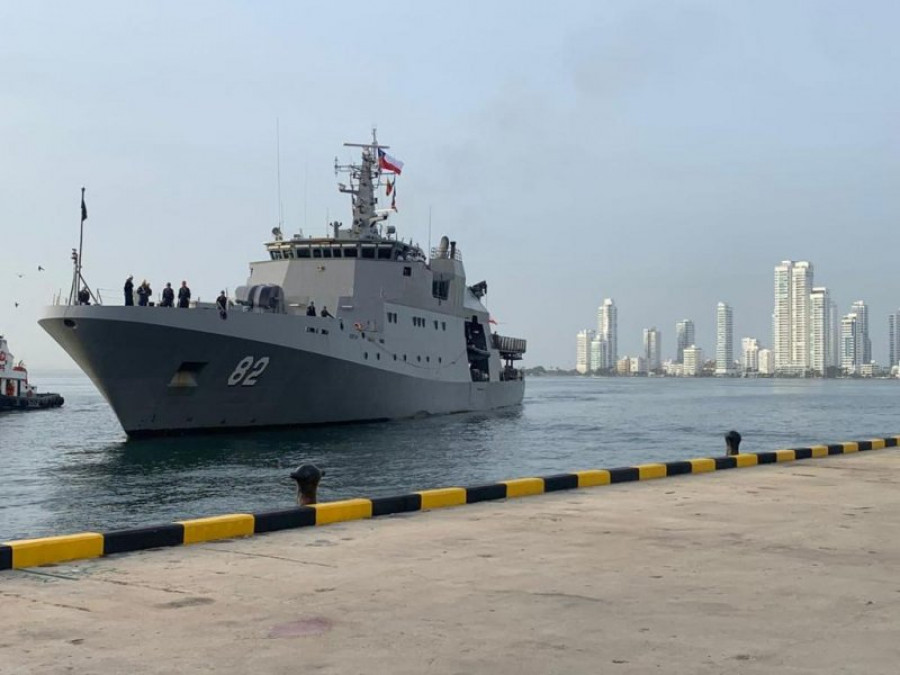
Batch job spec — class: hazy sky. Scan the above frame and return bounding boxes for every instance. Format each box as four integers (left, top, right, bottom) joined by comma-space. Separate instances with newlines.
2, 1, 898, 370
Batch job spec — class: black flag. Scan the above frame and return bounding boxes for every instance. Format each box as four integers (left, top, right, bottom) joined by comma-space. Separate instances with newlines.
81, 189, 87, 222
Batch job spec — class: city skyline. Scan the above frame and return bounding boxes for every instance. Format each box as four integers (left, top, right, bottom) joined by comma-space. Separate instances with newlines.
573, 258, 897, 375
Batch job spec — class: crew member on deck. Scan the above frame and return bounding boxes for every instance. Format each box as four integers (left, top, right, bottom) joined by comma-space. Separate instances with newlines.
216, 290, 228, 320
320, 306, 333, 318
177, 281, 191, 308
306, 301, 316, 316
124, 275, 134, 306
77, 287, 90, 305
136, 281, 151, 307
161, 282, 175, 308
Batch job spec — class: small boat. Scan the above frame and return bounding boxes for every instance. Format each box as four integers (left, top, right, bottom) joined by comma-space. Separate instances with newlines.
0, 335, 64, 410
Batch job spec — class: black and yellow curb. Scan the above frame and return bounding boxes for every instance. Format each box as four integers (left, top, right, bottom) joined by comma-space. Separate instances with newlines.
1, 436, 896, 571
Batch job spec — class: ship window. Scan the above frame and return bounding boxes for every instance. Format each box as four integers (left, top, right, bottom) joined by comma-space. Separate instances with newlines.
297, 248, 311, 258
377, 246, 392, 260
361, 246, 375, 259
417, 356, 421, 362
393, 355, 397, 361
438, 357, 442, 363
321, 329, 329, 335
426, 356, 430, 363
403, 266, 412, 277
376, 353, 380, 360
432, 279, 450, 300
322, 248, 333, 258
332, 247, 342, 258
364, 352, 368, 359
343, 246, 358, 257
306, 327, 317, 333
433, 320, 439, 329
403, 355, 407, 361
442, 322, 446, 331
312, 248, 323, 258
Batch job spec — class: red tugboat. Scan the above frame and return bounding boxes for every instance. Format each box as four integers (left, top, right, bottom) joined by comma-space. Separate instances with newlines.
0, 335, 64, 410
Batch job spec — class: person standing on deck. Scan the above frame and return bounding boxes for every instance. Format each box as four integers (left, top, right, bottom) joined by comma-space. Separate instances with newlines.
124, 276, 134, 306
177, 281, 191, 308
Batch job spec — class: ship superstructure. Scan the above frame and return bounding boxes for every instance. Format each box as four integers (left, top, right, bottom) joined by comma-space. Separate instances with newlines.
40, 132, 525, 436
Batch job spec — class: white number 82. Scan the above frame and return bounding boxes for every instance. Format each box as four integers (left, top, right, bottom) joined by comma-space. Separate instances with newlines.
228, 356, 270, 386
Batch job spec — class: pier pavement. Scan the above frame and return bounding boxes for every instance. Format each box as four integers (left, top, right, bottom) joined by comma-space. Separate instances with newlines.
1, 450, 898, 674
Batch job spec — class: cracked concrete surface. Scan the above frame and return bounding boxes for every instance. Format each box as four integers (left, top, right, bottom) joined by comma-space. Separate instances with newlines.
1, 451, 898, 674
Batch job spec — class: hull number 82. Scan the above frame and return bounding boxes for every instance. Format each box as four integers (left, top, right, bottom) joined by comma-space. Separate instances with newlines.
227, 356, 270, 386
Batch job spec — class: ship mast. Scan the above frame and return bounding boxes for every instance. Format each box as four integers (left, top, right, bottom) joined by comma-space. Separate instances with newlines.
334, 129, 391, 240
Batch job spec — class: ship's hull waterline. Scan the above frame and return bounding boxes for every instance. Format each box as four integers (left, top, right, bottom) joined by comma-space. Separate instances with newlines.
40, 306, 525, 437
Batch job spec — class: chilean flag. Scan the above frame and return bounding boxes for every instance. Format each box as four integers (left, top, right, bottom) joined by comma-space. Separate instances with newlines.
378, 149, 404, 174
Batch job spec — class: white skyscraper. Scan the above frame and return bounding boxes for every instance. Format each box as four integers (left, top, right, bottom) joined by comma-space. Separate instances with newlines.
575, 329, 595, 374
773, 261, 793, 372
829, 298, 840, 373
850, 300, 871, 364
643, 327, 661, 372
590, 336, 607, 372
758, 348, 775, 375
841, 314, 859, 373
889, 311, 900, 369
773, 260, 813, 374
597, 298, 618, 368
683, 345, 703, 376
790, 261, 813, 372
741, 337, 759, 373
715, 302, 734, 375
809, 287, 832, 375
675, 319, 695, 363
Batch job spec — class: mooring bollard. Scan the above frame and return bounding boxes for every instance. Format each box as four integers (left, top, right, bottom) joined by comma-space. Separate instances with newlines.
290, 464, 325, 505
725, 430, 742, 456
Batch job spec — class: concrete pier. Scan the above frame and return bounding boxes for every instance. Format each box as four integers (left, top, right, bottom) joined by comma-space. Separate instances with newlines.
1, 450, 898, 674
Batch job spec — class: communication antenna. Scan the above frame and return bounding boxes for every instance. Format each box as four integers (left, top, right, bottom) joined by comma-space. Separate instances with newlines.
276, 117, 284, 230
428, 206, 432, 257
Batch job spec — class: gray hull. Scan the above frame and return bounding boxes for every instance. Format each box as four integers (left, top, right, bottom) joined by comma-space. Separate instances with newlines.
40, 306, 524, 436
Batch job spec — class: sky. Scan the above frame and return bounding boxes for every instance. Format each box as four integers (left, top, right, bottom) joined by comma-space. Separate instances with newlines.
1, 0, 898, 370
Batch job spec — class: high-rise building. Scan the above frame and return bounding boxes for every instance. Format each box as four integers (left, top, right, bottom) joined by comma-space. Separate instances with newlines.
575, 329, 595, 374
683, 345, 703, 376
809, 287, 833, 375
643, 327, 661, 371
758, 348, 775, 375
790, 261, 813, 372
829, 298, 840, 372
675, 319, 695, 363
741, 337, 759, 373
850, 300, 871, 365
590, 336, 607, 372
773, 260, 813, 374
773, 261, 793, 372
841, 313, 859, 373
889, 311, 900, 369
715, 302, 734, 375
597, 299, 618, 368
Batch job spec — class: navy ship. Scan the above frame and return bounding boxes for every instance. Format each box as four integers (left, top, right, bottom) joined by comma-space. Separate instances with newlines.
40, 133, 526, 436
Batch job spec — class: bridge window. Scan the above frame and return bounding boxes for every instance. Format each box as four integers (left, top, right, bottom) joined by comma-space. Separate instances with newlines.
322, 248, 333, 258
377, 246, 392, 260
403, 266, 412, 277
432, 279, 449, 300
297, 248, 311, 258
312, 248, 322, 258
361, 246, 376, 259
343, 245, 358, 257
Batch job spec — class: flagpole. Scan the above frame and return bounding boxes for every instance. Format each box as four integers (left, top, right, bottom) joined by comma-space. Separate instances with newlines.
78, 186, 86, 283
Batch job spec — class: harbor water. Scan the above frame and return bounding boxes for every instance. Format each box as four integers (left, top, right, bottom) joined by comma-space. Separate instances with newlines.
1, 373, 897, 540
